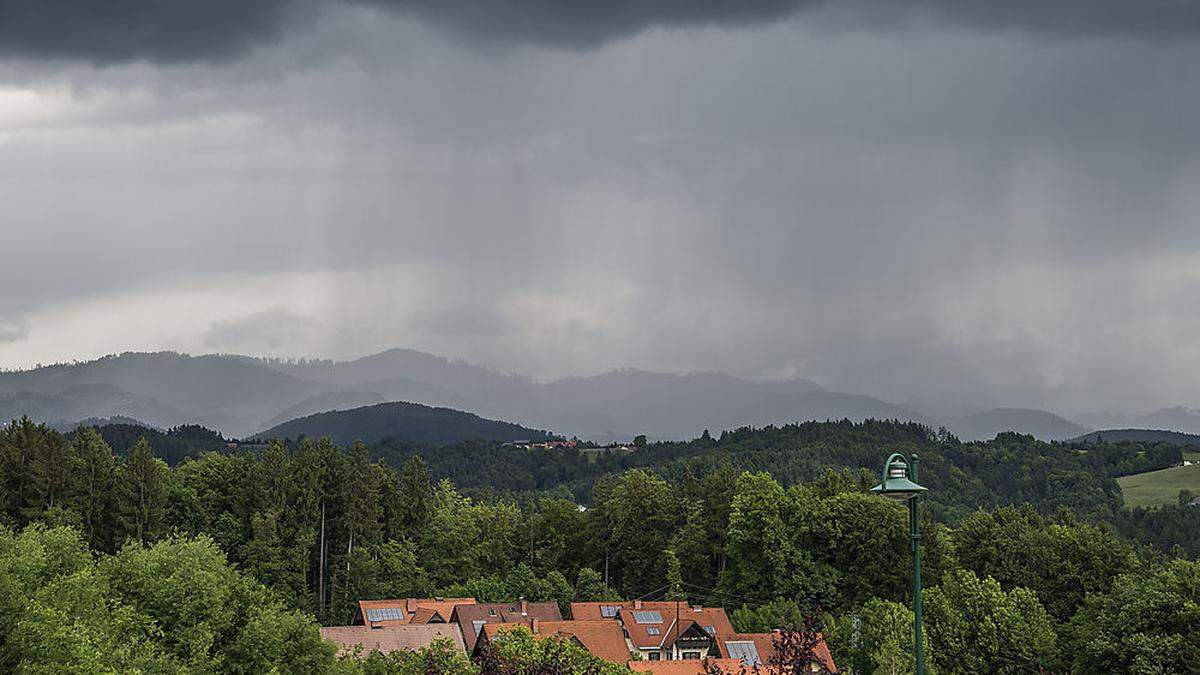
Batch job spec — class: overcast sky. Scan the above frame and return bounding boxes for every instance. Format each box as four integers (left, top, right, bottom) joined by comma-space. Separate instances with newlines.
1, 0, 1198, 415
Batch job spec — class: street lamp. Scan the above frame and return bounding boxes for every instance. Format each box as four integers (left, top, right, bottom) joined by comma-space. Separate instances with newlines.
870, 453, 927, 675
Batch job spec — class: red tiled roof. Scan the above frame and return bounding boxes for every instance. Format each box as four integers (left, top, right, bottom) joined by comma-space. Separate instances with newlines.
451, 601, 563, 652
319, 624, 466, 658
357, 598, 475, 628
714, 631, 838, 673
539, 620, 633, 663
573, 602, 734, 632
477, 619, 632, 664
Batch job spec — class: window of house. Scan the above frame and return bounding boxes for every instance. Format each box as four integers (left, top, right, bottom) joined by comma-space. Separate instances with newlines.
600, 605, 620, 618
682, 651, 701, 660
647, 652, 660, 661
646, 626, 660, 635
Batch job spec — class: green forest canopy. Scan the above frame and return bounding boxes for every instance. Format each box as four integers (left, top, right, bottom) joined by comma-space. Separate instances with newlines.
2, 417, 1199, 672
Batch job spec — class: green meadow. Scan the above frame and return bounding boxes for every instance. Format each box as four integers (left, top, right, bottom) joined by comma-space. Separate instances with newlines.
1118, 463, 1200, 508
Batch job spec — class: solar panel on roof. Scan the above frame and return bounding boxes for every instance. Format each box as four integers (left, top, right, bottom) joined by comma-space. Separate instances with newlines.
725, 641, 761, 665
365, 607, 406, 623
633, 611, 663, 624
600, 605, 621, 618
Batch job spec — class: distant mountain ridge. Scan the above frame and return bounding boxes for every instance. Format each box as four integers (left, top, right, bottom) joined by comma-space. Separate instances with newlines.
5, 348, 1194, 444
1069, 428, 1200, 447
1075, 408, 1200, 436
944, 408, 1089, 442
255, 401, 550, 446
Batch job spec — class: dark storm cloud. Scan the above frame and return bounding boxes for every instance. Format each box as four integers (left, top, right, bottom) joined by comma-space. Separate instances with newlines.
859, 0, 1200, 38
371, 0, 810, 49
5, 0, 1200, 65
378, 0, 1200, 48
0, 0, 302, 63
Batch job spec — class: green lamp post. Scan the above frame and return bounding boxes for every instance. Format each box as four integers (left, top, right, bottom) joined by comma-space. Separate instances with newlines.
870, 453, 928, 675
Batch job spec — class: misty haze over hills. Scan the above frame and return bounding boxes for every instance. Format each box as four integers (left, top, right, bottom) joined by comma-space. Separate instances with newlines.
1, 348, 1196, 444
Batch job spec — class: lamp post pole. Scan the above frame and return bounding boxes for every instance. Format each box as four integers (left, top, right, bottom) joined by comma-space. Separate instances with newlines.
870, 452, 927, 675
909, 454, 924, 675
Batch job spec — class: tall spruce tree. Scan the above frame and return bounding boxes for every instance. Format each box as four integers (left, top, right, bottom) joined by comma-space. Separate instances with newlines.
118, 438, 167, 543
25, 426, 70, 519
68, 427, 119, 551
396, 455, 431, 538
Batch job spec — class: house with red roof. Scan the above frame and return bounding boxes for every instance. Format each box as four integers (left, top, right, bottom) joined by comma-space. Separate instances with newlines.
618, 606, 720, 662
450, 599, 563, 653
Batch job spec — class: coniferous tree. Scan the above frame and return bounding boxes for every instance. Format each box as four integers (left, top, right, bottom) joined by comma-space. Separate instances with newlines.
118, 438, 168, 543
396, 455, 431, 538
1, 417, 44, 523
25, 426, 70, 519
68, 427, 119, 551
286, 438, 324, 613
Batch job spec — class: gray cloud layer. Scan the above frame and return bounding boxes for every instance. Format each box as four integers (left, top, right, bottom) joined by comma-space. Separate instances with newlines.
1, 4, 1198, 418
4, 0, 1200, 65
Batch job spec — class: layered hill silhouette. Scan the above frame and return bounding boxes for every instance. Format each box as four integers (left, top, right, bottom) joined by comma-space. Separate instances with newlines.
254, 401, 550, 446
3, 347, 1185, 444
1075, 407, 1200, 436
943, 408, 1088, 442
1069, 428, 1200, 447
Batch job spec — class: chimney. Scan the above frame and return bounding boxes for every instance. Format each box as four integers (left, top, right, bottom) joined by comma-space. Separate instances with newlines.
407, 599, 417, 612
531, 618, 540, 633
634, 599, 643, 610
519, 598, 528, 615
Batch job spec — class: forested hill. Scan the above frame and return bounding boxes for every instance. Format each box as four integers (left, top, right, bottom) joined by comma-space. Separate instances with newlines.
367, 420, 1184, 523
254, 401, 552, 446
83, 422, 231, 465
1070, 428, 1200, 447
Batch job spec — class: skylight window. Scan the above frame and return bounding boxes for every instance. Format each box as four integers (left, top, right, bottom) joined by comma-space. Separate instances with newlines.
725, 641, 761, 665
633, 610, 664, 624
365, 607, 405, 623
600, 605, 621, 618
646, 626, 661, 635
